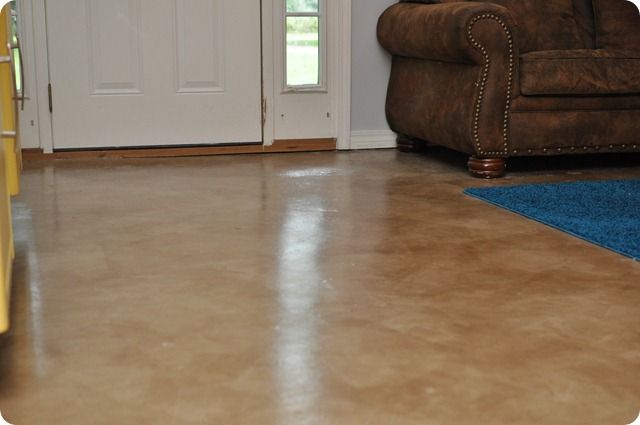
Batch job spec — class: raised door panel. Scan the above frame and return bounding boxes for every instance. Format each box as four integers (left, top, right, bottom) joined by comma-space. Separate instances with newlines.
174, 0, 224, 93
87, 0, 143, 95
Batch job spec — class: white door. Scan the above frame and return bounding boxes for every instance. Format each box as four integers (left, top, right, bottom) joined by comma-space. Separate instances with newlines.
46, 0, 262, 149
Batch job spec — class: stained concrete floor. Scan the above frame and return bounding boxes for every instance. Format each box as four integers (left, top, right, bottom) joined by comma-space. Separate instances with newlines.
1, 149, 639, 424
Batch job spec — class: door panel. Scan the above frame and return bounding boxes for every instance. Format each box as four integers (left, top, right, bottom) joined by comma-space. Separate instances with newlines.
87, 0, 144, 95
47, 0, 262, 149
175, 0, 224, 93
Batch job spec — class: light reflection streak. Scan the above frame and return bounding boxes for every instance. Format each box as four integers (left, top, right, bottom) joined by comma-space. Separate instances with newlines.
13, 200, 46, 376
275, 197, 327, 423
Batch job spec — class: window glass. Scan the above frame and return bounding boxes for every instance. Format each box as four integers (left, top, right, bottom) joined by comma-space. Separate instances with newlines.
286, 16, 319, 86
10, 1, 21, 93
286, 0, 319, 13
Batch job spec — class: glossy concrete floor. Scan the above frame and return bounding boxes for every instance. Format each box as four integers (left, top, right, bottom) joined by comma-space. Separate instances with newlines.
1, 150, 639, 425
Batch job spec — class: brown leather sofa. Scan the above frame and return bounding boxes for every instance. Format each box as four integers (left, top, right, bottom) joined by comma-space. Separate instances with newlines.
377, 0, 640, 177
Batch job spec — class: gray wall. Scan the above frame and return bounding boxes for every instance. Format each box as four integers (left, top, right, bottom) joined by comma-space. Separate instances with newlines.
351, 0, 395, 132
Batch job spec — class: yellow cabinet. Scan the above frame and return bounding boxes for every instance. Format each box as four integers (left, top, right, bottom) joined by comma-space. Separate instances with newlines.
0, 2, 20, 333
1, 3, 21, 196
0, 141, 13, 334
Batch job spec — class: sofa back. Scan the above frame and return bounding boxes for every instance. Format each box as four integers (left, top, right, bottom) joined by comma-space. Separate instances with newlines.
400, 0, 598, 52
573, 0, 597, 48
593, 0, 640, 50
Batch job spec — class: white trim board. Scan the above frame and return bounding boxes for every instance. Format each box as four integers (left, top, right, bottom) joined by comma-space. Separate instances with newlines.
263, 0, 351, 147
349, 130, 397, 150
335, 0, 352, 150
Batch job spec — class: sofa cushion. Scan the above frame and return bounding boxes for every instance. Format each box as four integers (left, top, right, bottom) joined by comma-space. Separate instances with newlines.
520, 49, 640, 95
400, 0, 587, 52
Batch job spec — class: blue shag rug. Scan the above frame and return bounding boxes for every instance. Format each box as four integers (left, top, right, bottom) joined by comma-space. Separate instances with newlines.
464, 179, 640, 261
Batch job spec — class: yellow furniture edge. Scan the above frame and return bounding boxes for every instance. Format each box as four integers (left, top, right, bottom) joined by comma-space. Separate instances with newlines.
0, 140, 13, 334
1, 4, 21, 196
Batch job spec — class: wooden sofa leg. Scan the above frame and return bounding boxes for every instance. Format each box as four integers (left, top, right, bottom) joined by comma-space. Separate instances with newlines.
397, 134, 427, 153
468, 157, 507, 179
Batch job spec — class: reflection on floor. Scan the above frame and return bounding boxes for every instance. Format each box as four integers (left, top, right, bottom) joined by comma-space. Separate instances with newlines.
1, 150, 639, 424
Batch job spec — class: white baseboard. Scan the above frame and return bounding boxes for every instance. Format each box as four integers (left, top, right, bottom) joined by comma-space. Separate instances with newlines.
349, 130, 397, 150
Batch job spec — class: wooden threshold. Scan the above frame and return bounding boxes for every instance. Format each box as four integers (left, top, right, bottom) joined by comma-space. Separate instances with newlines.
22, 138, 337, 161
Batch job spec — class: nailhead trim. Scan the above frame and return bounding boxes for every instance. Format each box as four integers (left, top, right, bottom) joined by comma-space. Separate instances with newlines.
466, 13, 514, 157
514, 144, 639, 155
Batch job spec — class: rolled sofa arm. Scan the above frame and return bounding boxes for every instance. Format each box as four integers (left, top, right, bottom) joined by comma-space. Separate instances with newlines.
377, 1, 517, 64
378, 1, 520, 157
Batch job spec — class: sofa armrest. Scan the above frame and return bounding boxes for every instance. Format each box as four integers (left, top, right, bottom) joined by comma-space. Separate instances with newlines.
377, 2, 518, 65
379, 2, 521, 157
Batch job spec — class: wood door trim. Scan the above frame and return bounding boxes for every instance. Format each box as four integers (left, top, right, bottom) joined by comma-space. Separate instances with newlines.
266, 138, 336, 152
22, 139, 337, 161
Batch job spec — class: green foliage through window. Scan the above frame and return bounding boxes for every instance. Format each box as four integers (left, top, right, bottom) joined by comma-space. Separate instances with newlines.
286, 0, 319, 13
285, 0, 321, 87
286, 17, 319, 86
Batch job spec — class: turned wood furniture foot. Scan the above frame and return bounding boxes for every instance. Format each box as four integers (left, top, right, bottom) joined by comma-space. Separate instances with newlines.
468, 157, 507, 179
397, 134, 427, 153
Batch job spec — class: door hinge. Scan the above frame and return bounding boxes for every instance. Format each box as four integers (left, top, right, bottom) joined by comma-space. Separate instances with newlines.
261, 98, 267, 127
48, 83, 53, 113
